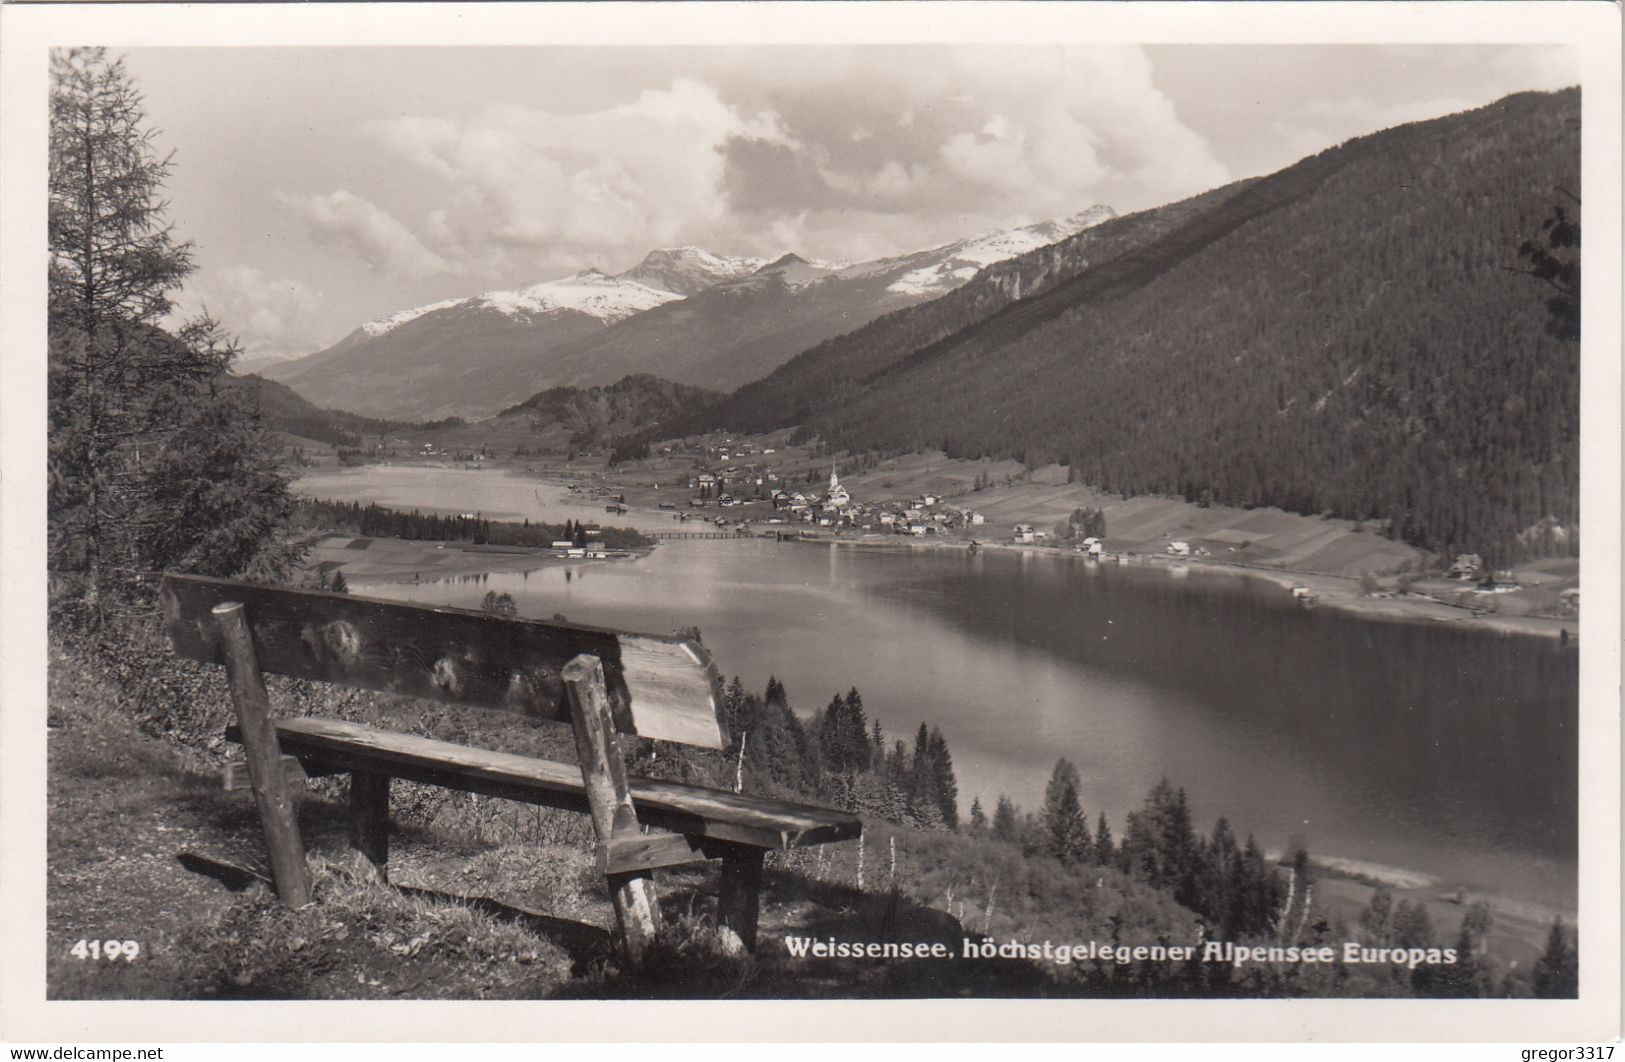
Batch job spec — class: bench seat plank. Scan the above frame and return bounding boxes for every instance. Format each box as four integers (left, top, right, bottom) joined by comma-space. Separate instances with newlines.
237, 717, 862, 851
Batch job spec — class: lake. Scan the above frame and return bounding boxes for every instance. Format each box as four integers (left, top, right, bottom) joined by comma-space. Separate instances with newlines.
299, 466, 1579, 912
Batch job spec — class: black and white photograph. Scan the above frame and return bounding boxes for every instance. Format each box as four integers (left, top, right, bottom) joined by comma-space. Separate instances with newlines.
0, 0, 1619, 1044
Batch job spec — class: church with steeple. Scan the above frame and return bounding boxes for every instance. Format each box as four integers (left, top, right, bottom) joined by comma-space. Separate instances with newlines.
825, 466, 851, 508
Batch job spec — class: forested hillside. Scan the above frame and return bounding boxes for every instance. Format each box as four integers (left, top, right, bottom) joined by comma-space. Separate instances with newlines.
498, 373, 719, 450
222, 373, 415, 448
689, 90, 1580, 563
665, 182, 1251, 439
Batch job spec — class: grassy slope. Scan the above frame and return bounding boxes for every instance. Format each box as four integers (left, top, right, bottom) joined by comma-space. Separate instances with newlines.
46, 632, 1222, 1000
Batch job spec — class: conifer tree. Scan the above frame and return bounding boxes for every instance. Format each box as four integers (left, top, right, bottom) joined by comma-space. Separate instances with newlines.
908, 722, 937, 821
992, 794, 1021, 845
1359, 887, 1395, 944
1391, 900, 1436, 948
927, 726, 960, 830
49, 48, 296, 621
1430, 902, 1495, 997
1042, 758, 1091, 864
1093, 811, 1115, 866
1532, 917, 1578, 998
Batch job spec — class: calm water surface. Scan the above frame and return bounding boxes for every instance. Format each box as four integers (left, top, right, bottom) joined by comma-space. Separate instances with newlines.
303, 467, 1578, 910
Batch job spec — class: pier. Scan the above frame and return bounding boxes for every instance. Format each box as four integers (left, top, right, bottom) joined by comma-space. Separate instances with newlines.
650, 530, 751, 540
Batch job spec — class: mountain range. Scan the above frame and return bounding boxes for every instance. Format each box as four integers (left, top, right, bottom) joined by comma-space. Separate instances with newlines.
668, 88, 1580, 561
260, 208, 1115, 420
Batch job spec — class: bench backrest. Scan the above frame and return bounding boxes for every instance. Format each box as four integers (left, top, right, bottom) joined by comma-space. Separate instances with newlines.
160, 573, 727, 749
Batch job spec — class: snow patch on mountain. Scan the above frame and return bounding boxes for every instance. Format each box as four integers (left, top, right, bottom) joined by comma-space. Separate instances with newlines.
618, 247, 766, 297
477, 270, 682, 323
361, 297, 468, 337
730, 253, 844, 290
887, 205, 1117, 297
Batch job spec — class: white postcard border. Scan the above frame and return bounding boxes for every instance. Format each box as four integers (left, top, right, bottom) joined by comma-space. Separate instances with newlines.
1, 1, 1618, 1044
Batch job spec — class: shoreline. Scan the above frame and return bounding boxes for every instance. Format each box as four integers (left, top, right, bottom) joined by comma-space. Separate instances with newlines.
801, 530, 1575, 642
506, 460, 1576, 643
302, 461, 1575, 644
311, 509, 1575, 641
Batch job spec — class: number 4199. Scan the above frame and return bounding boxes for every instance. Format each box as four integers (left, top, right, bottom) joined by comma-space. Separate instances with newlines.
70, 939, 140, 961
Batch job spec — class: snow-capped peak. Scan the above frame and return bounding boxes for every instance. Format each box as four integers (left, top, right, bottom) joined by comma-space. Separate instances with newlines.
360, 297, 469, 337
478, 270, 681, 323
886, 205, 1116, 297
618, 247, 766, 297
736, 253, 844, 290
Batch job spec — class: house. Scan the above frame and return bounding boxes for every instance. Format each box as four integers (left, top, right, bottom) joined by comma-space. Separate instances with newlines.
550, 540, 574, 550
1013, 524, 1036, 544
969, 512, 986, 526
1167, 541, 1191, 557
1448, 553, 1483, 580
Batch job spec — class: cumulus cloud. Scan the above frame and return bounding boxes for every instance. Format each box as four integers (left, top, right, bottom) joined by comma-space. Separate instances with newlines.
276, 189, 454, 279
173, 265, 322, 359
365, 78, 784, 278
709, 46, 1230, 256
359, 48, 1230, 276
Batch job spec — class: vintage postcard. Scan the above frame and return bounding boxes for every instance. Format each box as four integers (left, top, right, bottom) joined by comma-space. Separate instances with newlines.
1, 0, 1619, 1045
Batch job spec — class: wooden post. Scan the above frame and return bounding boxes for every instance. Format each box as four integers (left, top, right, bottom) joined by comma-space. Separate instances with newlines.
212, 601, 312, 906
349, 771, 391, 881
562, 654, 661, 963
716, 846, 765, 953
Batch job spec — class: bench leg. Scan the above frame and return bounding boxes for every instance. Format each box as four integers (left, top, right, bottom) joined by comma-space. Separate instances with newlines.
348, 771, 391, 881
562, 654, 662, 965
212, 601, 312, 907
717, 847, 765, 953
606, 871, 663, 954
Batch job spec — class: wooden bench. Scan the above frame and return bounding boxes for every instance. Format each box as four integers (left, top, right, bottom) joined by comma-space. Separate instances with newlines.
160, 573, 860, 961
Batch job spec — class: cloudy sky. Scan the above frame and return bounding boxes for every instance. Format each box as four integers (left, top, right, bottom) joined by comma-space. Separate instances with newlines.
119, 44, 1577, 360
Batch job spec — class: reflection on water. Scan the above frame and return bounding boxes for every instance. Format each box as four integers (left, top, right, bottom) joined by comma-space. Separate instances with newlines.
319, 470, 1576, 911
